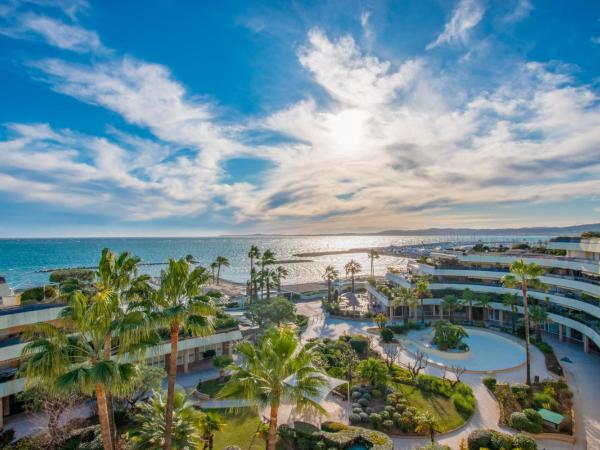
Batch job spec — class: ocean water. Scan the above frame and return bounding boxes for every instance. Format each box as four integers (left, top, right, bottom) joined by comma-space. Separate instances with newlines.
0, 235, 547, 289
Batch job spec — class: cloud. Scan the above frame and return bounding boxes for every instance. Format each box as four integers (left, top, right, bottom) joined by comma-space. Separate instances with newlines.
592, 36, 600, 45
427, 0, 485, 49
500, 0, 533, 24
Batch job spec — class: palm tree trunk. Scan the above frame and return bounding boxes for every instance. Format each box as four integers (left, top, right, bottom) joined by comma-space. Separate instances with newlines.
250, 257, 254, 299
217, 265, 221, 284
103, 338, 116, 446
95, 383, 114, 450
512, 310, 516, 333
404, 305, 408, 324
327, 279, 332, 302
522, 284, 532, 386
413, 304, 418, 321
469, 302, 472, 323
420, 298, 424, 323
164, 323, 180, 450
267, 402, 279, 450
351, 274, 355, 293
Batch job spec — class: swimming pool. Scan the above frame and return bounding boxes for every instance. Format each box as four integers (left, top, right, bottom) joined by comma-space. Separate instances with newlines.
399, 327, 526, 372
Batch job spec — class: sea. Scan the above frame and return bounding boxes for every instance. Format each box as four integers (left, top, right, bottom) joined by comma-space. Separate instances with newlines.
0, 235, 551, 289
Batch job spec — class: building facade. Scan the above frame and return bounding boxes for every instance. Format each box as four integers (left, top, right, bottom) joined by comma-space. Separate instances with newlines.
367, 236, 600, 355
0, 289, 242, 428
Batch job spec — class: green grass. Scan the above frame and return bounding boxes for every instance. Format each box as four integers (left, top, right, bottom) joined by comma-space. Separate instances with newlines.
211, 408, 264, 450
395, 383, 467, 432
198, 378, 228, 397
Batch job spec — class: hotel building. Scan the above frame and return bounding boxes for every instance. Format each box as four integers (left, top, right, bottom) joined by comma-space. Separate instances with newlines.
0, 277, 243, 428
366, 235, 600, 354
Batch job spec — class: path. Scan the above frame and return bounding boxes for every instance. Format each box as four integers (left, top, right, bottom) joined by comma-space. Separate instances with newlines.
299, 300, 589, 450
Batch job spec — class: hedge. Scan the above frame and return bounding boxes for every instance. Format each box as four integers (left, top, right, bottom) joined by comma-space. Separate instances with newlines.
49, 269, 94, 283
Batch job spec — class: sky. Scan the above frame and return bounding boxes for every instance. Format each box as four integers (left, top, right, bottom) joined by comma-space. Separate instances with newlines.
0, 0, 599, 237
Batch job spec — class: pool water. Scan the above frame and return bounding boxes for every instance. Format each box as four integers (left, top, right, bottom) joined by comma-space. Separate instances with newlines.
347, 444, 370, 450
400, 327, 526, 371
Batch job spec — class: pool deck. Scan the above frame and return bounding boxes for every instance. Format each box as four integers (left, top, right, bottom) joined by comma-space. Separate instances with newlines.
297, 300, 593, 450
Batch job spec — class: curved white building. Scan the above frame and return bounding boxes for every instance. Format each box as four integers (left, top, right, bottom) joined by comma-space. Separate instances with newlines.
368, 235, 600, 354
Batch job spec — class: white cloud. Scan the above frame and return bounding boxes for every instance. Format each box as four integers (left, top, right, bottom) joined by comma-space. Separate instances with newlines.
592, 36, 600, 45
427, 0, 485, 49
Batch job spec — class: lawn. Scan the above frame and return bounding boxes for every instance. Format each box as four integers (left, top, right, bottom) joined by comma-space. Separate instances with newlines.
198, 377, 228, 397
211, 407, 264, 450
395, 383, 467, 432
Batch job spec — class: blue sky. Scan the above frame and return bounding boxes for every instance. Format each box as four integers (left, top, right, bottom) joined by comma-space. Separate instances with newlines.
0, 0, 599, 237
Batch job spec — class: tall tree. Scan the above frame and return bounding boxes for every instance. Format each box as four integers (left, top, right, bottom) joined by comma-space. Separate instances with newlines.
344, 260, 362, 293
199, 412, 224, 450
214, 256, 230, 285
150, 258, 217, 450
393, 286, 417, 323
442, 295, 464, 323
476, 293, 492, 321
414, 277, 431, 323
248, 245, 261, 300
260, 250, 276, 298
219, 328, 326, 450
502, 259, 544, 386
322, 265, 339, 302
210, 262, 218, 283
529, 305, 548, 342
275, 265, 289, 294
462, 288, 475, 324
503, 292, 519, 333
22, 291, 138, 450
415, 412, 440, 444
367, 249, 380, 278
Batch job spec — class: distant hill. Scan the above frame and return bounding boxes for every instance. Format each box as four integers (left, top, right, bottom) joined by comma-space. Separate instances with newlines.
369, 223, 600, 236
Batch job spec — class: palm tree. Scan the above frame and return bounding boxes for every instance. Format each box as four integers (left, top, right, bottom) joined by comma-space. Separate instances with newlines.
22, 291, 137, 450
275, 265, 289, 293
260, 250, 276, 298
248, 245, 261, 300
374, 313, 388, 329
503, 292, 519, 333
415, 412, 440, 444
128, 389, 203, 450
463, 288, 475, 324
214, 256, 230, 285
393, 286, 417, 323
501, 259, 544, 386
210, 262, 218, 283
151, 258, 217, 450
219, 328, 326, 450
368, 249, 380, 278
344, 260, 362, 293
476, 293, 492, 322
356, 358, 389, 387
442, 295, 464, 323
323, 265, 339, 302
529, 305, 548, 342
199, 412, 224, 450
414, 277, 431, 323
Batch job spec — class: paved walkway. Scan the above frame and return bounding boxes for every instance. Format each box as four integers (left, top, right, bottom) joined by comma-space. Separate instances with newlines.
299, 300, 593, 450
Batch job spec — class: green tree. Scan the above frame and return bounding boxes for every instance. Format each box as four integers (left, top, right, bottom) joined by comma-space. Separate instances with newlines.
118, 366, 166, 410
199, 412, 224, 450
214, 256, 230, 285
529, 305, 548, 342
442, 295, 464, 323
275, 265, 289, 294
503, 292, 519, 334
219, 328, 326, 450
248, 245, 261, 300
344, 260, 362, 293
476, 293, 492, 322
501, 259, 544, 386
128, 389, 203, 449
415, 412, 440, 443
22, 291, 138, 450
374, 313, 388, 329
414, 277, 431, 323
210, 262, 218, 283
323, 265, 339, 302
245, 296, 296, 329
149, 258, 217, 450
259, 250, 276, 298
393, 286, 417, 323
368, 249, 380, 277
356, 358, 388, 387
462, 288, 475, 324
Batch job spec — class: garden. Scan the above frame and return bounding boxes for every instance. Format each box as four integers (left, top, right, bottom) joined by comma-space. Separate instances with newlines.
483, 376, 573, 435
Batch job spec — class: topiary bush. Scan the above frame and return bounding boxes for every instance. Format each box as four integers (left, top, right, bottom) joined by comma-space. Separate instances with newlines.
523, 408, 543, 425
369, 413, 382, 428
358, 398, 369, 407
349, 414, 361, 425
482, 377, 497, 390
510, 411, 541, 433
512, 433, 537, 450
467, 429, 494, 450
380, 328, 394, 343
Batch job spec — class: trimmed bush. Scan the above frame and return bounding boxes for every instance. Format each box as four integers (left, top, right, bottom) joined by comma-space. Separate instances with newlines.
382, 419, 393, 430
512, 433, 537, 450
349, 413, 361, 424
523, 408, 543, 425
352, 391, 362, 401
349, 337, 369, 356
467, 429, 494, 450
358, 398, 369, 407
380, 328, 394, 343
510, 411, 541, 433
369, 413, 382, 428
482, 377, 497, 390
451, 393, 475, 415
20, 286, 58, 302
321, 421, 348, 432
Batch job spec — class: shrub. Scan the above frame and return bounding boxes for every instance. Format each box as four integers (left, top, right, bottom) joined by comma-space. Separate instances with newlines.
511, 433, 537, 450
467, 429, 494, 450
380, 328, 394, 343
369, 413, 382, 428
482, 377, 497, 390
349, 413, 361, 424
490, 431, 514, 450
415, 445, 453, 450
533, 392, 560, 411
358, 398, 369, 407
510, 412, 541, 433
451, 393, 475, 415
0, 429, 15, 447
20, 286, 58, 302
382, 419, 394, 430
353, 408, 363, 414
352, 391, 362, 401
359, 412, 369, 423
224, 446, 242, 450
321, 421, 348, 432
49, 268, 94, 283
371, 388, 382, 398
523, 408, 543, 425
349, 337, 369, 356
362, 392, 371, 401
